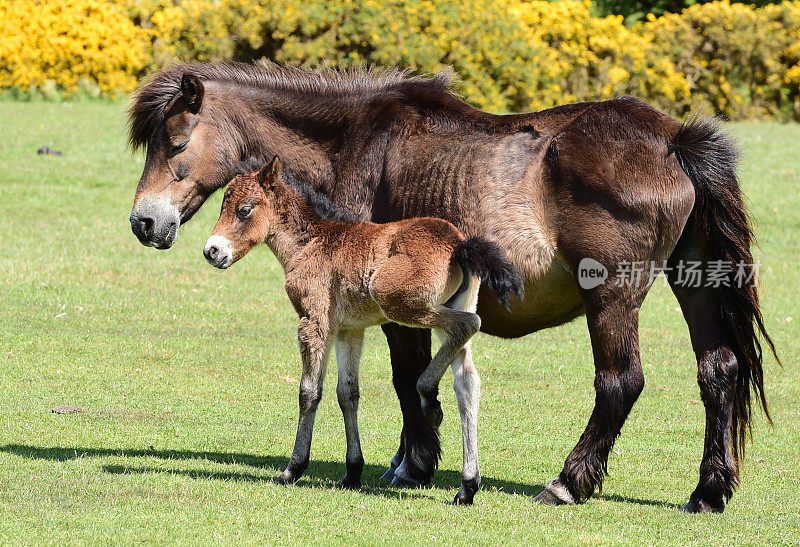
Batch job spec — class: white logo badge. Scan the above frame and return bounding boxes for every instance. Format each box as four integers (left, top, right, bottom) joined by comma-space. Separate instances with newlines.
577, 258, 608, 290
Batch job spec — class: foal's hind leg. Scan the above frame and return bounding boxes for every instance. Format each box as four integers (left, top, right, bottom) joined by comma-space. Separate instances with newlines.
450, 340, 481, 505
335, 329, 366, 489
420, 278, 484, 504
438, 276, 483, 505
415, 275, 481, 443
415, 308, 481, 434
388, 307, 480, 488
381, 298, 481, 500
534, 295, 645, 505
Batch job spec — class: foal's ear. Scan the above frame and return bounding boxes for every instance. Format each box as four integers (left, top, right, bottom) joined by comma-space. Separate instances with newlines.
180, 73, 204, 111
268, 155, 282, 177
257, 156, 282, 187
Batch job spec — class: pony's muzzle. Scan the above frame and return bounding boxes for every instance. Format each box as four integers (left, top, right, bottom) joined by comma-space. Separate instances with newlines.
204, 235, 233, 269
130, 194, 180, 249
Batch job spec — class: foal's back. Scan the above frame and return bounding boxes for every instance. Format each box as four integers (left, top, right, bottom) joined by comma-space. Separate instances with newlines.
289, 216, 466, 325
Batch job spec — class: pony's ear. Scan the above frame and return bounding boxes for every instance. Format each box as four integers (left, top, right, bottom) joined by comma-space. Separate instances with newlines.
258, 156, 282, 187
181, 73, 204, 111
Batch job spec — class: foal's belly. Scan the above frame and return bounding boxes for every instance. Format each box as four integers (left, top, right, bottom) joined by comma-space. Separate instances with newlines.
477, 254, 584, 338
334, 297, 388, 331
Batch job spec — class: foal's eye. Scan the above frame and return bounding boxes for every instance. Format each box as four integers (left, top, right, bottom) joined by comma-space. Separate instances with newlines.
236, 205, 253, 220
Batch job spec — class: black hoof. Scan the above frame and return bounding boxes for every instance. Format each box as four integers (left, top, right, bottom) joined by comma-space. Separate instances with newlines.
451, 491, 475, 505
532, 479, 577, 506
682, 497, 724, 513
390, 474, 423, 488
276, 471, 295, 486
277, 458, 308, 486
423, 405, 444, 430
340, 475, 362, 490
380, 465, 397, 482
450, 477, 479, 505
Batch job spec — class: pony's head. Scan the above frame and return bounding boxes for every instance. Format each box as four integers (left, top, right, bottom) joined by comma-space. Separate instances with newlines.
129, 72, 236, 249
204, 157, 282, 269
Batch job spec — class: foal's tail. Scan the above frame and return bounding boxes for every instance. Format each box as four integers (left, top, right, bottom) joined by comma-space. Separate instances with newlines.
671, 117, 781, 460
453, 237, 525, 310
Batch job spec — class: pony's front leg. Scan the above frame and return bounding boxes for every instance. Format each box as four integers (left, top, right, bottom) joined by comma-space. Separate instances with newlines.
334, 329, 365, 489
380, 323, 438, 486
278, 317, 332, 485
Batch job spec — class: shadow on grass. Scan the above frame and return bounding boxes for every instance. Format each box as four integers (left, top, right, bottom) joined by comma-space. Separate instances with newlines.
0, 444, 673, 507
98, 464, 444, 501
0, 444, 542, 501
596, 493, 681, 510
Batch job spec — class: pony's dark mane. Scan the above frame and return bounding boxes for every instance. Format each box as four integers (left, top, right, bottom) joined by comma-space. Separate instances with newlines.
128, 62, 454, 151
235, 159, 359, 223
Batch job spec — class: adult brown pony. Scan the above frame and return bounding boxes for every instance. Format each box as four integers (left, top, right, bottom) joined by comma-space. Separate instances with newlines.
128, 62, 779, 513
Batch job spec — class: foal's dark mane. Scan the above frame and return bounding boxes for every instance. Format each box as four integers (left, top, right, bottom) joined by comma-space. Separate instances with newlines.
128, 62, 455, 152
235, 158, 359, 223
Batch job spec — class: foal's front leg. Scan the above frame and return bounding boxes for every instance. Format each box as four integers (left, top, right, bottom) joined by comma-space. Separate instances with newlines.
278, 316, 332, 485
334, 329, 365, 489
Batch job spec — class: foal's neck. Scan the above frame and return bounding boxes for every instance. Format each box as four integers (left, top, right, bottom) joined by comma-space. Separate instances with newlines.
262, 182, 328, 269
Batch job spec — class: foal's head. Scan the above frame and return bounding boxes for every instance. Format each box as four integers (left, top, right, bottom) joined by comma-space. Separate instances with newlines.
203, 157, 284, 269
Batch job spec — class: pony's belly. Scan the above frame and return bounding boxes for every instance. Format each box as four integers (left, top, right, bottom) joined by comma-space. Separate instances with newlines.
477, 255, 584, 338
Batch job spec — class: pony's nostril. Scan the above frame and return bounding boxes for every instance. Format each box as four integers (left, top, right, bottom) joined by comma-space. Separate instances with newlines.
140, 217, 154, 238
207, 245, 219, 260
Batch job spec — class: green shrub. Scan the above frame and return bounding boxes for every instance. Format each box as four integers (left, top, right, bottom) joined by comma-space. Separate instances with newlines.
642, 0, 800, 119
2, 0, 800, 119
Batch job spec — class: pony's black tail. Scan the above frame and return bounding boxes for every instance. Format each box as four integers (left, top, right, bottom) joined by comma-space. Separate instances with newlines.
671, 117, 781, 461
453, 237, 525, 309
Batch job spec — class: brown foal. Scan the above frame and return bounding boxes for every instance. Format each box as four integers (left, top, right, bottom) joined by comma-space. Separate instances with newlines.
204, 157, 523, 504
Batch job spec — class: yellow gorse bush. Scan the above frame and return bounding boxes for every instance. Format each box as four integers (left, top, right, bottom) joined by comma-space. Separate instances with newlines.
1, 0, 799, 118
509, 0, 691, 111
642, 0, 800, 118
0, 0, 149, 95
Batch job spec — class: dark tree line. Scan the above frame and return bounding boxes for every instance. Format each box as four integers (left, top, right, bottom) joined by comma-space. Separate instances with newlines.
593, 0, 781, 23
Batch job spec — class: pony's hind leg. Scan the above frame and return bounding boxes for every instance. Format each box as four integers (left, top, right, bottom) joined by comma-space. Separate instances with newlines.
666, 226, 749, 512
334, 329, 366, 489
669, 282, 738, 512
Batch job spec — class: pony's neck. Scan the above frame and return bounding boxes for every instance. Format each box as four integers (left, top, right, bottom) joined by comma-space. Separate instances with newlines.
222, 85, 360, 188
261, 182, 325, 269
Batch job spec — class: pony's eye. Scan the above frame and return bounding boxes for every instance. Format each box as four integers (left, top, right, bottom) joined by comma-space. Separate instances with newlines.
170, 139, 190, 156
237, 205, 253, 220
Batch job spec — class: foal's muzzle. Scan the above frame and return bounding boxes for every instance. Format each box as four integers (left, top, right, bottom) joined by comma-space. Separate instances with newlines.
204, 235, 233, 269
130, 194, 180, 249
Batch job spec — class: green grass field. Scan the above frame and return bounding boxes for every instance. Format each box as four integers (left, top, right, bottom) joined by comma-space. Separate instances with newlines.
0, 102, 798, 544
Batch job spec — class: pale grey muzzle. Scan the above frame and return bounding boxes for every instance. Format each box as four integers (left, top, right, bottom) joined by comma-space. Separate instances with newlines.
130, 194, 180, 249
